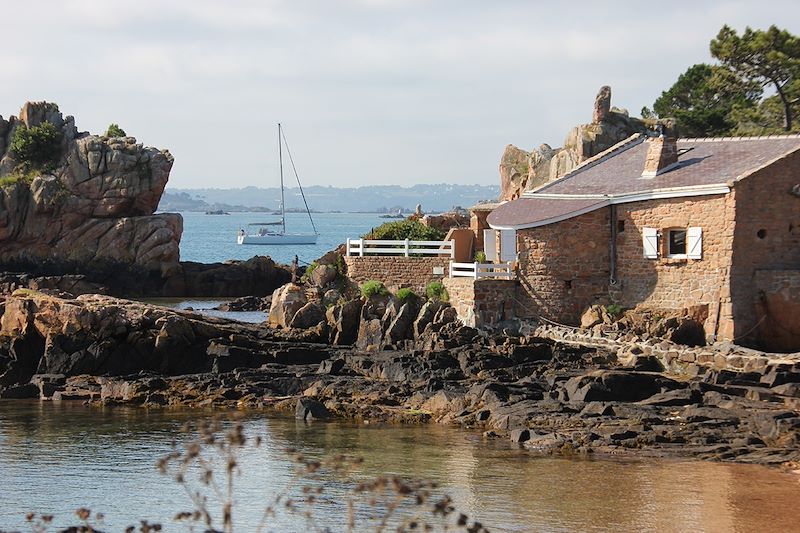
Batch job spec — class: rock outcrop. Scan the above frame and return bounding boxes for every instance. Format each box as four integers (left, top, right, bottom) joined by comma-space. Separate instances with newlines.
0, 102, 180, 277
1, 290, 798, 466
499, 86, 658, 201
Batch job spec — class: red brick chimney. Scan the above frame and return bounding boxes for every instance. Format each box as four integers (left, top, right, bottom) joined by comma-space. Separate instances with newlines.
641, 134, 678, 178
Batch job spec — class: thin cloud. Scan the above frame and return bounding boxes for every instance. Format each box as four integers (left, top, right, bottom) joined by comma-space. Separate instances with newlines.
0, 1, 797, 188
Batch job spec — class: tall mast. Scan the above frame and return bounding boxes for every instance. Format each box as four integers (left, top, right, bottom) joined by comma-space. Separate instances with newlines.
278, 123, 286, 234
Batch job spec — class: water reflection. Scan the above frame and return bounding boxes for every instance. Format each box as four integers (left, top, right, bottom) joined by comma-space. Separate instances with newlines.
0, 402, 797, 532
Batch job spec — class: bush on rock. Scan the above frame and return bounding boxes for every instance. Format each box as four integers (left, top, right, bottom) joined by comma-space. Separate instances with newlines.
9, 122, 62, 172
364, 219, 445, 241
361, 280, 389, 298
425, 281, 448, 302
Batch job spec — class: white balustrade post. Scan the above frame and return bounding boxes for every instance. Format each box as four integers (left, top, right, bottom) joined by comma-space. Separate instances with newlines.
474, 261, 479, 279
404, 238, 410, 257
359, 239, 364, 257
346, 238, 351, 257
449, 239, 455, 258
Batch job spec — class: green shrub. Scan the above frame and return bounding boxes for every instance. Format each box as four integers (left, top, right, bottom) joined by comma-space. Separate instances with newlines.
425, 281, 448, 302
474, 251, 487, 263
301, 261, 318, 283
606, 304, 623, 318
9, 122, 62, 172
361, 280, 389, 298
105, 123, 127, 137
0, 169, 38, 188
395, 287, 417, 302
364, 219, 445, 241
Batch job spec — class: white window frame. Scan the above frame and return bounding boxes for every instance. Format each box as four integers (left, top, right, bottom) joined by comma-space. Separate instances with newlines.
665, 227, 688, 259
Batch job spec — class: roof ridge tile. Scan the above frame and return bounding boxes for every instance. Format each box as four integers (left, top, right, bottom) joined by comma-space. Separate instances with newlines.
679, 134, 800, 142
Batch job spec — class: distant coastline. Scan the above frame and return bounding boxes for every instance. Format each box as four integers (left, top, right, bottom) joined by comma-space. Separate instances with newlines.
160, 183, 499, 214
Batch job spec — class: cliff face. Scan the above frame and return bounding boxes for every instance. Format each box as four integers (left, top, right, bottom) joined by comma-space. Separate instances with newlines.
0, 102, 181, 276
499, 86, 653, 201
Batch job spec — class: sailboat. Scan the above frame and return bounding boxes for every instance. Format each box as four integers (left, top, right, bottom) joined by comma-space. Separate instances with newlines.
236, 123, 319, 245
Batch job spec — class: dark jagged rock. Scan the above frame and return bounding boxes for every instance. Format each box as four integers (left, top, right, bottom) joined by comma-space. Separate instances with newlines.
290, 302, 326, 329
215, 295, 271, 312
326, 299, 363, 345
0, 290, 798, 466
296, 398, 331, 421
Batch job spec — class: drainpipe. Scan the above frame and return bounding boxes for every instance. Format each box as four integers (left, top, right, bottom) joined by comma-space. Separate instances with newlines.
609, 205, 618, 286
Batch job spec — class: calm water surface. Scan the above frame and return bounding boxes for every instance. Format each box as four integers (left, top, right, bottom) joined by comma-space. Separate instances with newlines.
177, 211, 389, 265
1, 402, 798, 532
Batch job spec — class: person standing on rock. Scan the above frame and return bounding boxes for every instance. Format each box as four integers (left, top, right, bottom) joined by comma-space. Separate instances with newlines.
291, 255, 299, 285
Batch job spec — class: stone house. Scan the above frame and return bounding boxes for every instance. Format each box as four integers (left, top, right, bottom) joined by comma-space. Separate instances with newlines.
482, 133, 800, 352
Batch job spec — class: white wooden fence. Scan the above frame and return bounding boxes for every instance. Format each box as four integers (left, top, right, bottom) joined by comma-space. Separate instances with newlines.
449, 261, 515, 279
346, 238, 455, 258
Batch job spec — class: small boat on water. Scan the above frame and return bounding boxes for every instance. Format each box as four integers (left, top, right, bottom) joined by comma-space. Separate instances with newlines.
237, 123, 318, 246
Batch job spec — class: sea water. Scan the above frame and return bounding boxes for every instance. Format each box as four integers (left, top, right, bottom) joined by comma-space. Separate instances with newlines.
177, 211, 391, 266
1, 402, 799, 532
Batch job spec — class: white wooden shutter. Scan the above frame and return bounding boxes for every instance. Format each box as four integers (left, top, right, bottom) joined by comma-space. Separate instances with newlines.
499, 230, 517, 262
687, 227, 702, 259
642, 227, 659, 259
483, 229, 497, 261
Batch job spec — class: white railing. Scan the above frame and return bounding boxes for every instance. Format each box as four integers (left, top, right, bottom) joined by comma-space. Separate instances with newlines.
346, 238, 455, 258
449, 261, 515, 279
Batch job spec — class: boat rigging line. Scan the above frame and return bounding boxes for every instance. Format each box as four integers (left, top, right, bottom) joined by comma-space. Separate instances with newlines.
280, 126, 319, 235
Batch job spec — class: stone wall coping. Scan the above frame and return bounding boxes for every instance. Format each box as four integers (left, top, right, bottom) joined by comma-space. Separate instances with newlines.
533, 323, 800, 375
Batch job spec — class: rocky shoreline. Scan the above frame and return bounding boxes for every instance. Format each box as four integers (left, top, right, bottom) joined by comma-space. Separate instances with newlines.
1, 290, 798, 468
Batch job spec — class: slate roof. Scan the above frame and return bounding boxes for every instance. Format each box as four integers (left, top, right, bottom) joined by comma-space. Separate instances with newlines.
488, 135, 800, 229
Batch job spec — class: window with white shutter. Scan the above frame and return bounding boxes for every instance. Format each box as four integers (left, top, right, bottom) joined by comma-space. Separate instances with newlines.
642, 227, 659, 259
687, 227, 702, 259
483, 229, 497, 261
499, 229, 517, 262
666, 228, 687, 258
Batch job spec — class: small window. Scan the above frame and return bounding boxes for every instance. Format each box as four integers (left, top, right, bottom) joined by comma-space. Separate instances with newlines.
666, 229, 687, 258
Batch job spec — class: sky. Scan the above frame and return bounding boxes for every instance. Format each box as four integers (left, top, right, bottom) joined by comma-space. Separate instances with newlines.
2, 0, 798, 189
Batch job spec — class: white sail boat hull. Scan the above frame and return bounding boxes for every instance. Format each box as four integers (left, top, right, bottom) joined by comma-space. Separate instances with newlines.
238, 233, 318, 245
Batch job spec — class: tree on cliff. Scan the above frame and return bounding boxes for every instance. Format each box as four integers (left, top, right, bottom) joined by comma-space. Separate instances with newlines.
649, 64, 759, 137
711, 25, 800, 132
648, 25, 800, 136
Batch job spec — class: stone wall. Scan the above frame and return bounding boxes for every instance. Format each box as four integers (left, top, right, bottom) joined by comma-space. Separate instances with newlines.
753, 270, 800, 352
535, 322, 800, 377
511, 193, 738, 336
343, 256, 450, 294
515, 207, 611, 324
615, 193, 734, 339
443, 277, 517, 327
730, 150, 800, 348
